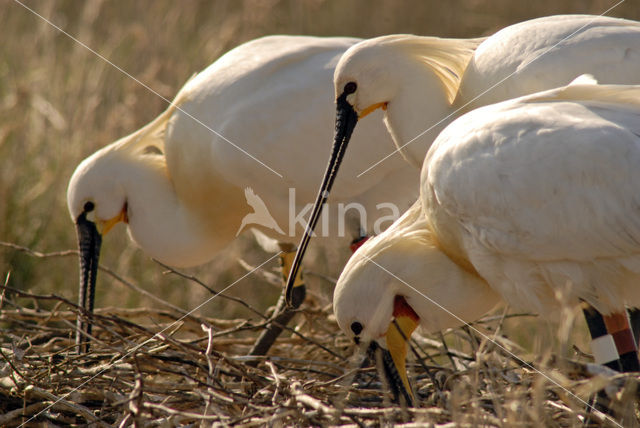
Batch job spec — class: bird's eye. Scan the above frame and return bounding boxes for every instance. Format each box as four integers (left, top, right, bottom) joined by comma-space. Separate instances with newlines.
344, 81, 357, 95
83, 201, 95, 213
350, 321, 363, 335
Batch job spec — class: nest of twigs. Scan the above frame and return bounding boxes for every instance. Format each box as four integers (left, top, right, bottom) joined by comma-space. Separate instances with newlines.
0, 269, 638, 426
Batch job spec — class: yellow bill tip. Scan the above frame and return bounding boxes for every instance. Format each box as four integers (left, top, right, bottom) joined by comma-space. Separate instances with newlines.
384, 295, 420, 403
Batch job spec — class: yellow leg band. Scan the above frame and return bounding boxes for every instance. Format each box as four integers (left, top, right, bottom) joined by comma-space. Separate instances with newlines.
280, 251, 304, 288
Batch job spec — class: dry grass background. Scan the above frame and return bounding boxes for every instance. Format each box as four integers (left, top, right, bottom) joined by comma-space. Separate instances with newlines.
1, 0, 640, 426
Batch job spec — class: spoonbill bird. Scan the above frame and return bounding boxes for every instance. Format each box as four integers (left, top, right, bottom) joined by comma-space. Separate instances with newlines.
67, 35, 418, 353
285, 14, 640, 306
333, 79, 640, 404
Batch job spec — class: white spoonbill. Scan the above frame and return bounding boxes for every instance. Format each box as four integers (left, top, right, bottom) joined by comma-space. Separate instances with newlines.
285, 14, 640, 305
333, 79, 640, 404
67, 35, 416, 352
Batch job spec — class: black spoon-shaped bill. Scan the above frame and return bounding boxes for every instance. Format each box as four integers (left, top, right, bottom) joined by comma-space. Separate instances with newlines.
284, 89, 359, 306
367, 341, 414, 407
75, 208, 102, 353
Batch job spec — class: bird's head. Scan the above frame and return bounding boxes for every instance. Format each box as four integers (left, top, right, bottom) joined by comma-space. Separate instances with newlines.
333, 204, 429, 406
333, 34, 480, 121
67, 148, 129, 238
284, 35, 480, 306
334, 256, 419, 405
333, 201, 501, 405
333, 37, 404, 121
67, 144, 130, 352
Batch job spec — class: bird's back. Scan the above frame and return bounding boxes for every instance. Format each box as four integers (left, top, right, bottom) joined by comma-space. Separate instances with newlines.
164, 35, 407, 244
457, 15, 640, 109
423, 82, 640, 314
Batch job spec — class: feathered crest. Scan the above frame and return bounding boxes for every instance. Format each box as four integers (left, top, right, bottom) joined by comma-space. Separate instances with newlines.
381, 35, 485, 104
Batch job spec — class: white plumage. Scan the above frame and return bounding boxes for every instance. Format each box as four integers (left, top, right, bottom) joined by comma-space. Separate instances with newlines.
334, 79, 640, 347
335, 15, 640, 169
458, 15, 640, 108
67, 35, 410, 269
285, 15, 640, 301
66, 35, 412, 352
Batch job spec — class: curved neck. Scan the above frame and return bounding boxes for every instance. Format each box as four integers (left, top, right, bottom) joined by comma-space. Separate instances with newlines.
379, 203, 500, 331
410, 249, 501, 332
381, 238, 501, 332
383, 59, 456, 168
341, 202, 502, 335
121, 155, 231, 267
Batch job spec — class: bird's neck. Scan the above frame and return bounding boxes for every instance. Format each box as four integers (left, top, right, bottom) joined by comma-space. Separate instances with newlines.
377, 203, 501, 331
387, 235, 501, 332
120, 155, 232, 267
383, 60, 456, 168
